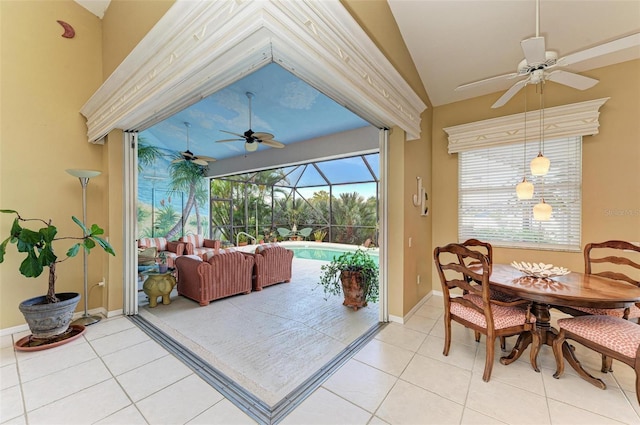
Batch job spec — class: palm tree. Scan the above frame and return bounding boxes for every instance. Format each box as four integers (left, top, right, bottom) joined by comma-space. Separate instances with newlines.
165, 158, 207, 240
138, 137, 164, 172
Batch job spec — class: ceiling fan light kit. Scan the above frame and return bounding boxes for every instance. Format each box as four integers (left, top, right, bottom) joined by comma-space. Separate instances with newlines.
245, 141, 259, 152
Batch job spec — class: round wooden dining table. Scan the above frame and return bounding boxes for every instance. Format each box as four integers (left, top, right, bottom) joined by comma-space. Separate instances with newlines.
487, 264, 640, 387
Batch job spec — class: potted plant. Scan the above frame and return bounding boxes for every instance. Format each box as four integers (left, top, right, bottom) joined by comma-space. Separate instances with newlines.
313, 229, 326, 242
237, 233, 248, 246
318, 249, 379, 310
157, 251, 168, 273
0, 209, 115, 343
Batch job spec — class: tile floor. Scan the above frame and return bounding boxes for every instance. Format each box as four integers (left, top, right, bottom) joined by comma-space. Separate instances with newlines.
2, 295, 640, 424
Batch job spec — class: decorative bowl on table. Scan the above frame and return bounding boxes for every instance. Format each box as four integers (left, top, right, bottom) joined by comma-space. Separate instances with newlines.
510, 261, 571, 278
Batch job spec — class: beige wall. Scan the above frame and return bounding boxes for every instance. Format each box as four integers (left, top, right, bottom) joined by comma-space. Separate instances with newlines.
0, 1, 106, 328
432, 59, 640, 285
101, 0, 173, 77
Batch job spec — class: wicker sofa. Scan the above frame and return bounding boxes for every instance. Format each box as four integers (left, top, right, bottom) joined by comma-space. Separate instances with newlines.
137, 237, 187, 268
244, 243, 294, 291
174, 249, 254, 306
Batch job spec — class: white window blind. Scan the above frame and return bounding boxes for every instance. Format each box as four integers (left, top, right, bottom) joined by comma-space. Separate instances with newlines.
458, 137, 582, 251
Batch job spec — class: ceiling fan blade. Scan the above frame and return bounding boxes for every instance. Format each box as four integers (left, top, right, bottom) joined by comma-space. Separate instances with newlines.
491, 79, 528, 109
455, 72, 518, 91
546, 70, 598, 90
197, 156, 217, 162
261, 139, 285, 148
220, 130, 245, 138
171, 158, 185, 164
192, 158, 209, 166
559, 33, 640, 66
253, 132, 274, 140
521, 37, 547, 65
216, 138, 243, 143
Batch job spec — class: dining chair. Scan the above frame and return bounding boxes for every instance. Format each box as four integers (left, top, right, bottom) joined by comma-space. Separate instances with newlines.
563, 240, 640, 371
434, 243, 539, 382
576, 240, 640, 317
552, 314, 640, 405
460, 239, 518, 349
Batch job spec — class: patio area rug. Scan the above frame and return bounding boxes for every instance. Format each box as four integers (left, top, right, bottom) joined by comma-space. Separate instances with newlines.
138, 257, 379, 406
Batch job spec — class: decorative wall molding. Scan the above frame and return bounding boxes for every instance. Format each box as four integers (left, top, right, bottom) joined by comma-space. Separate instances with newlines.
81, 0, 426, 143
444, 98, 610, 154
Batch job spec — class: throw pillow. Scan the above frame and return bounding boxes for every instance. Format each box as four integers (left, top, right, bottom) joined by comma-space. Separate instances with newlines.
138, 247, 157, 266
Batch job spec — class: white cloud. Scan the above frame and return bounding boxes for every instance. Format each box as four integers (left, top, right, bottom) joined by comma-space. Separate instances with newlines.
279, 81, 319, 110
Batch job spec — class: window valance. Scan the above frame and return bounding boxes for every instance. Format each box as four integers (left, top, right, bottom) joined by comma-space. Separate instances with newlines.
443, 97, 609, 154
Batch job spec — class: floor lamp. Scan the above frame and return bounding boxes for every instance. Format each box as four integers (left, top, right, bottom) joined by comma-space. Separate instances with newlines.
66, 169, 102, 326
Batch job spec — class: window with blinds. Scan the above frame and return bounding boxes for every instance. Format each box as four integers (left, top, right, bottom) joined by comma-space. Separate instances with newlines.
458, 136, 582, 251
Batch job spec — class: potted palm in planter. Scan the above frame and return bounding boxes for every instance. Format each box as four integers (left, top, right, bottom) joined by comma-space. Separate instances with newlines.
318, 249, 379, 310
0, 209, 115, 347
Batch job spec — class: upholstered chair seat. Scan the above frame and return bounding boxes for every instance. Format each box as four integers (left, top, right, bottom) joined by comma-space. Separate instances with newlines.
457, 294, 536, 329
552, 314, 640, 405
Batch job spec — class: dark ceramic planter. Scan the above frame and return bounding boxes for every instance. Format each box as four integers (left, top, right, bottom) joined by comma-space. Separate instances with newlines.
18, 292, 80, 339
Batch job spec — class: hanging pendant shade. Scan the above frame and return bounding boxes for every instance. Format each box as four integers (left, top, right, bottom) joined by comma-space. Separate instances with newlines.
533, 198, 552, 221
516, 84, 535, 199
530, 152, 550, 176
531, 83, 550, 176
516, 177, 534, 200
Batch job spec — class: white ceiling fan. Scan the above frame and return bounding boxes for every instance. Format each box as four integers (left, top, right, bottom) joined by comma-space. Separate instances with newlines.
216, 92, 285, 152
455, 0, 640, 108
172, 122, 216, 166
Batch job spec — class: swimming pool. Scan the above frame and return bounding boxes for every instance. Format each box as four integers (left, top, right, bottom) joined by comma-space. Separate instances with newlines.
280, 242, 379, 265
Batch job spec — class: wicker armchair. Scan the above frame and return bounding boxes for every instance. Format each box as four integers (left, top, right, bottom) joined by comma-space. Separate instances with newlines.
245, 243, 294, 291
174, 250, 254, 306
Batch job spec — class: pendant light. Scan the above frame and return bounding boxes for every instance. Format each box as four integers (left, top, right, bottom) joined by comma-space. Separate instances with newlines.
533, 160, 552, 221
516, 85, 534, 199
533, 198, 552, 220
530, 83, 550, 176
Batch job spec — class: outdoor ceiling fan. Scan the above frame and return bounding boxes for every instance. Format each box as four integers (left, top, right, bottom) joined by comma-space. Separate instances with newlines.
216, 92, 285, 152
172, 122, 216, 166
455, 0, 640, 108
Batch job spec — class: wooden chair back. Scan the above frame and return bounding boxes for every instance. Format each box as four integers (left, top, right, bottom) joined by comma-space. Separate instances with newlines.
584, 240, 640, 287
434, 243, 493, 322
460, 238, 493, 280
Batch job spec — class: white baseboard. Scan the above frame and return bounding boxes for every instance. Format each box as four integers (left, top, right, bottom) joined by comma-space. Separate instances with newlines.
388, 290, 437, 324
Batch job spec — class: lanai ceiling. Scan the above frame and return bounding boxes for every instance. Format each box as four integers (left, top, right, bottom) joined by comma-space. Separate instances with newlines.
76, 0, 640, 164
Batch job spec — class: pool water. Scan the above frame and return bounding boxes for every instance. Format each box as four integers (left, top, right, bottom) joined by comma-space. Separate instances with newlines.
288, 246, 379, 266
